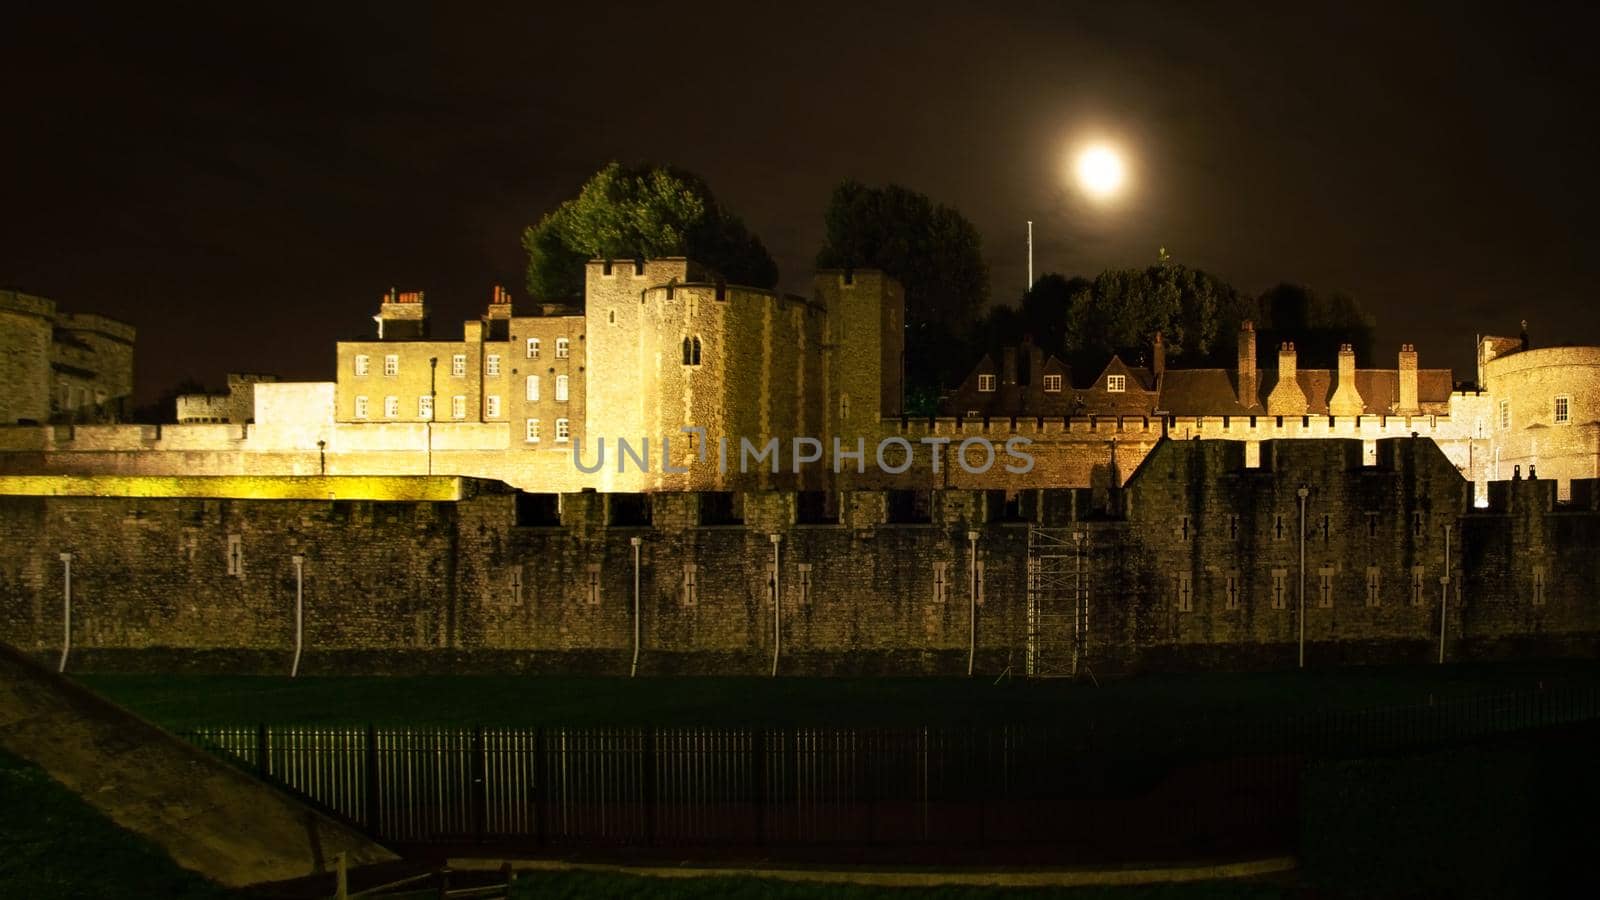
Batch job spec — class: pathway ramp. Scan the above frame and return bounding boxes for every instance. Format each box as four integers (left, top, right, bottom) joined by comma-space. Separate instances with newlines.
0, 642, 396, 887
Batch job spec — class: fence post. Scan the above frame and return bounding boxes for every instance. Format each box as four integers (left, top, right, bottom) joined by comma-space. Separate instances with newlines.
472, 725, 487, 844
365, 724, 380, 836
533, 726, 547, 847
752, 728, 767, 846
256, 723, 270, 779
642, 726, 657, 847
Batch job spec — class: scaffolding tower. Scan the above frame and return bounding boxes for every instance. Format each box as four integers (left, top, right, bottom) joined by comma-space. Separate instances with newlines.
1026, 526, 1089, 678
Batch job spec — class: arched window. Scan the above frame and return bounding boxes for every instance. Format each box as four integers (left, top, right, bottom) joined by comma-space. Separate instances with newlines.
682, 337, 693, 366
683, 336, 703, 366
691, 336, 702, 365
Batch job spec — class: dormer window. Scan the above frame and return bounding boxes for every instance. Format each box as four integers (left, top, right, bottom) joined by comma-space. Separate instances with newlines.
1107, 374, 1126, 393
977, 374, 996, 392
1042, 374, 1063, 392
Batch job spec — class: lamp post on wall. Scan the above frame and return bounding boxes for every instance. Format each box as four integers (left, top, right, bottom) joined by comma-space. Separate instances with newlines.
1297, 485, 1309, 669
630, 536, 642, 678
968, 530, 980, 677
1439, 523, 1453, 664
769, 534, 782, 678
57, 552, 72, 673
427, 357, 438, 476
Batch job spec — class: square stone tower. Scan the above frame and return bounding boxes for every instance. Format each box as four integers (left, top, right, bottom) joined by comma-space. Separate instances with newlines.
814, 269, 905, 443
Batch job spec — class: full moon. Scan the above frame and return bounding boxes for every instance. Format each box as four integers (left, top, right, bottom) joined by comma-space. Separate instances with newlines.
1075, 144, 1126, 199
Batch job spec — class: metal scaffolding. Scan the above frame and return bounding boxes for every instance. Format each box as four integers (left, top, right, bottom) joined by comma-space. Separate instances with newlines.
1025, 527, 1089, 679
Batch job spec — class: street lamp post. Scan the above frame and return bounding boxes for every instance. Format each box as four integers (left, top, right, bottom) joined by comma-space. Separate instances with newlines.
427, 357, 437, 476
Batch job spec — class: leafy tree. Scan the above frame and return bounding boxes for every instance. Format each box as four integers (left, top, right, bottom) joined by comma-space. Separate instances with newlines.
1255, 283, 1377, 367
1060, 261, 1251, 368
815, 180, 990, 412
523, 163, 778, 301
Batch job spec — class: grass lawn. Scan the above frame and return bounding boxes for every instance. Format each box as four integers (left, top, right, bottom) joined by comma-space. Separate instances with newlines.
0, 746, 229, 900
73, 659, 1600, 730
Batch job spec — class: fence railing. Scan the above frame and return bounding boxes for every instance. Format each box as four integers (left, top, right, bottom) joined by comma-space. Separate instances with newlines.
181, 684, 1600, 853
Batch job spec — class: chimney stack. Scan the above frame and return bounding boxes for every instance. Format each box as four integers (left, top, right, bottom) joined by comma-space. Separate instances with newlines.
1002, 347, 1018, 385
1396, 343, 1420, 415
1237, 320, 1257, 407
1152, 331, 1166, 380
1266, 341, 1307, 415
1329, 343, 1363, 416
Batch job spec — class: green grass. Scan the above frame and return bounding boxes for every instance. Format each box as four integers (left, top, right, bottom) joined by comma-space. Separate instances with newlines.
0, 746, 230, 900
73, 659, 1600, 730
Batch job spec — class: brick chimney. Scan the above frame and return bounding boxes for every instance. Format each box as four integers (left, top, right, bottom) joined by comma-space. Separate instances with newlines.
1152, 331, 1166, 380
1266, 341, 1307, 415
377, 288, 429, 340
1329, 343, 1363, 416
1396, 343, 1420, 415
1237, 320, 1257, 407
1002, 347, 1018, 385
1024, 336, 1043, 387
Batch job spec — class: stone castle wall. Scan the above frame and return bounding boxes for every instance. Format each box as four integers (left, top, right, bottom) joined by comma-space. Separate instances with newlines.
0, 291, 56, 424
2, 439, 1594, 675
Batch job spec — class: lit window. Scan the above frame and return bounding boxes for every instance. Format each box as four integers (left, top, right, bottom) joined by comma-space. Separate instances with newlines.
354, 395, 369, 419
556, 338, 570, 359
555, 375, 569, 402
383, 354, 398, 376
418, 395, 433, 419
526, 375, 539, 402
977, 374, 996, 392
1042, 374, 1063, 392
384, 396, 399, 418
1555, 396, 1570, 424
526, 337, 540, 359
555, 417, 569, 442
525, 418, 540, 442
451, 354, 466, 377
486, 354, 501, 377
354, 354, 369, 376
1500, 399, 1510, 430
485, 395, 500, 418
451, 395, 465, 419
1107, 374, 1126, 392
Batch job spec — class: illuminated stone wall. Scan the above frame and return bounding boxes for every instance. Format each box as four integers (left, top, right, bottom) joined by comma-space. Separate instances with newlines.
2, 439, 1595, 675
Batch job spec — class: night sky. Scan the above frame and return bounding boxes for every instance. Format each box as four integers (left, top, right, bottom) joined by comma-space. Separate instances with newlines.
5, 2, 1598, 402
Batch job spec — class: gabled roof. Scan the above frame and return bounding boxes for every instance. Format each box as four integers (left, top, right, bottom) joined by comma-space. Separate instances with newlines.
1093, 354, 1156, 392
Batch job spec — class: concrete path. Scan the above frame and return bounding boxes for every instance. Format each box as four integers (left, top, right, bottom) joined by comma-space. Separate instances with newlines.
0, 642, 395, 887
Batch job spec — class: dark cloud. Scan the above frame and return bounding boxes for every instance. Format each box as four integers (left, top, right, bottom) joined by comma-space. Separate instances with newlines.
3, 1, 1597, 399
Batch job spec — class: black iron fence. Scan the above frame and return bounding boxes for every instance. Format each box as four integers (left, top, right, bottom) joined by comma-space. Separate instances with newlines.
181, 684, 1600, 855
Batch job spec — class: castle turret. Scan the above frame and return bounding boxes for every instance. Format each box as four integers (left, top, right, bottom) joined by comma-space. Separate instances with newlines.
1329, 343, 1363, 416
1237, 321, 1257, 408
1396, 343, 1420, 416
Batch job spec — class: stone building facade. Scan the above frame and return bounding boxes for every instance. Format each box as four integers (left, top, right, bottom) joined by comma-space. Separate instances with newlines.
1, 438, 1593, 675
0, 289, 135, 425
